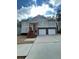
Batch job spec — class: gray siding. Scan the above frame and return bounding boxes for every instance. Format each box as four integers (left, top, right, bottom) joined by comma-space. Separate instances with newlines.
21, 22, 29, 33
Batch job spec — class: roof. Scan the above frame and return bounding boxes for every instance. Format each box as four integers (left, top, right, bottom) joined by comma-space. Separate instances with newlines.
21, 19, 29, 22
21, 15, 55, 23
32, 15, 47, 20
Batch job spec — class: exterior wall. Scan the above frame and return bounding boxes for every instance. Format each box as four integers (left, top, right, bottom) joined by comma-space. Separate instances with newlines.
57, 21, 61, 31
21, 22, 29, 33
17, 20, 21, 35
31, 16, 56, 28
58, 21, 61, 31
38, 20, 56, 28
17, 27, 21, 35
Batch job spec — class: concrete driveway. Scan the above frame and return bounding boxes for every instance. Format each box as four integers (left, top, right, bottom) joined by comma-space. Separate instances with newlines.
35, 34, 61, 43
25, 34, 61, 59
25, 42, 61, 59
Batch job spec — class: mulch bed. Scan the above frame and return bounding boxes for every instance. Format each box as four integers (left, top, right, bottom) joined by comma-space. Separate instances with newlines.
17, 35, 35, 44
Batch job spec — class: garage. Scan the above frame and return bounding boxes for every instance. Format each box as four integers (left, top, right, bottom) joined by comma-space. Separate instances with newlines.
38, 28, 56, 35
48, 29, 56, 35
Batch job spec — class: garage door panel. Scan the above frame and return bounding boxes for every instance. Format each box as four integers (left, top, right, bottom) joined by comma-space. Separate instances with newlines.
48, 29, 56, 35
39, 29, 46, 35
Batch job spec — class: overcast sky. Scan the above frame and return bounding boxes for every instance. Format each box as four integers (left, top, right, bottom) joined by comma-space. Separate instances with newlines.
17, 0, 61, 21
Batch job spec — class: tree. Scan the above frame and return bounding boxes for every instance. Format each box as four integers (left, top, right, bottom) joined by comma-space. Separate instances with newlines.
56, 5, 61, 33
56, 6, 61, 21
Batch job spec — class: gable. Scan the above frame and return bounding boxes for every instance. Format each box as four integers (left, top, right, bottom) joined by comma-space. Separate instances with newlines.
30, 15, 48, 23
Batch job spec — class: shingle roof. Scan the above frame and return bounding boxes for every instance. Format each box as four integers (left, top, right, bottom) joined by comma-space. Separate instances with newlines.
32, 15, 47, 20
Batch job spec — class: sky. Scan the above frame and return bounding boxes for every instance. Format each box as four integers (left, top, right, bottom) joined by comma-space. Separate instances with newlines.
17, 0, 61, 21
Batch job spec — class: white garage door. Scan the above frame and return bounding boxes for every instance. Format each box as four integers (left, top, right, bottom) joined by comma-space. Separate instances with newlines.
48, 29, 56, 35
39, 29, 46, 35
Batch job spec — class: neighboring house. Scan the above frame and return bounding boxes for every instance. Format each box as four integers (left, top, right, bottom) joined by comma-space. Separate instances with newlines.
21, 15, 57, 36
